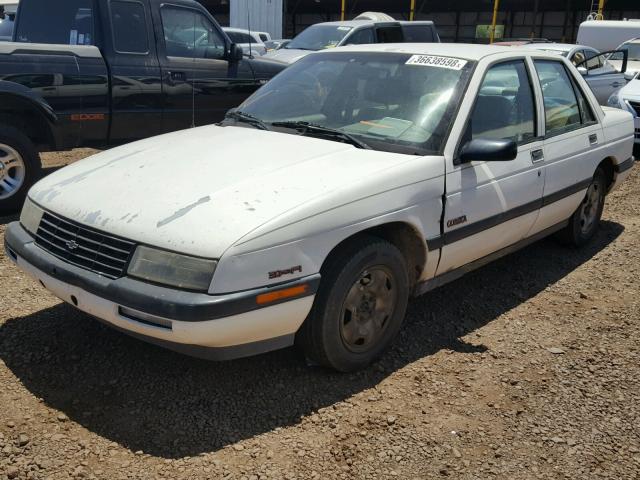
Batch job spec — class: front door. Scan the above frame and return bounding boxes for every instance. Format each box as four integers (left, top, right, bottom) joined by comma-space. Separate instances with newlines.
580, 50, 627, 104
437, 59, 545, 274
154, 3, 258, 132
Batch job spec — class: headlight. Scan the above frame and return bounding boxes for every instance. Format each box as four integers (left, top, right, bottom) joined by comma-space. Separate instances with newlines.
127, 246, 217, 291
20, 198, 44, 235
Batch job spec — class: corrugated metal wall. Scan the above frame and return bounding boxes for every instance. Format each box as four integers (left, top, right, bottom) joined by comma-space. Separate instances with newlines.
230, 0, 283, 39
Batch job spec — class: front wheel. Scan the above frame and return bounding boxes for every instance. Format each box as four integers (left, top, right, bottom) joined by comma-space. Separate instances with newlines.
0, 125, 41, 216
296, 236, 410, 372
556, 167, 606, 247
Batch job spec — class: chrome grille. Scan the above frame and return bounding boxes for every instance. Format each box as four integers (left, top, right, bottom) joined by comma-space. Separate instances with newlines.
35, 212, 136, 278
629, 100, 640, 117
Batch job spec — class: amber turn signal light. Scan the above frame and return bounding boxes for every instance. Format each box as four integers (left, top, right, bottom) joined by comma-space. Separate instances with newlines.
256, 284, 309, 305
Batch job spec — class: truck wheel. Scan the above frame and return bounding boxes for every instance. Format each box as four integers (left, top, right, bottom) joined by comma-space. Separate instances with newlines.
297, 236, 410, 372
0, 126, 41, 216
556, 167, 606, 247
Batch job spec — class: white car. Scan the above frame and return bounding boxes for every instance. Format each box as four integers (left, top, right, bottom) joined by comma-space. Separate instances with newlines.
5, 44, 635, 372
223, 27, 267, 56
607, 73, 640, 147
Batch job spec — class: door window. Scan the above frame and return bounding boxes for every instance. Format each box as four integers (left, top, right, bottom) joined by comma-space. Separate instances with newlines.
15, 0, 95, 45
534, 60, 583, 136
161, 6, 226, 59
468, 60, 536, 143
344, 28, 374, 45
401, 24, 435, 42
376, 26, 403, 43
584, 50, 603, 70
110, 1, 149, 54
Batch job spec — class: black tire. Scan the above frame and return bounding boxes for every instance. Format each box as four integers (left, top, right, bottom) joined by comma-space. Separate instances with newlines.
0, 125, 41, 216
556, 167, 606, 247
296, 236, 410, 372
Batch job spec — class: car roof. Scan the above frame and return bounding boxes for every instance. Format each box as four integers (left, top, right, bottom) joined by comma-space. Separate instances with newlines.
318, 43, 561, 61
520, 43, 599, 52
310, 19, 433, 28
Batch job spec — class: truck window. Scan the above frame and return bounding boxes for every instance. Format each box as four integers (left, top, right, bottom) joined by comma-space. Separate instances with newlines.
402, 25, 434, 42
110, 0, 149, 54
258, 33, 269, 42
15, 0, 95, 45
376, 26, 403, 44
161, 6, 226, 59
226, 31, 253, 44
344, 28, 374, 45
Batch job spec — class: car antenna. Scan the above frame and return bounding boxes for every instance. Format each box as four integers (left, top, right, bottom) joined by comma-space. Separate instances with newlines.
247, 2, 253, 58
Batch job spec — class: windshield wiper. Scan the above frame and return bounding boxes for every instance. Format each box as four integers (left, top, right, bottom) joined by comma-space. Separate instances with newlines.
224, 109, 269, 130
271, 121, 370, 149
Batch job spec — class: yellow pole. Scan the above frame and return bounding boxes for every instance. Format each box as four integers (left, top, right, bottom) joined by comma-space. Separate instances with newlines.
410, 0, 416, 21
341, 0, 346, 21
597, 0, 605, 19
489, 0, 500, 44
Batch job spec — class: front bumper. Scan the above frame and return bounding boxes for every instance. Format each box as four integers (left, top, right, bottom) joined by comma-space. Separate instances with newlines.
4, 222, 319, 360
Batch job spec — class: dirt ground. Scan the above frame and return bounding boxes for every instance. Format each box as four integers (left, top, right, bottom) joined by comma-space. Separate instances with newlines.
1, 150, 639, 480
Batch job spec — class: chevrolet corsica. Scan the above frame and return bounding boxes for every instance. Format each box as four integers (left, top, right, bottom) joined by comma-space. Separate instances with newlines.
5, 44, 635, 372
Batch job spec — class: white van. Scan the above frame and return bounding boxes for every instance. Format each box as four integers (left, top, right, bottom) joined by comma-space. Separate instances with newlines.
577, 20, 640, 52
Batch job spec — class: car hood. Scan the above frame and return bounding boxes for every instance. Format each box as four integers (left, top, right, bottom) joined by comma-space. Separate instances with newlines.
619, 78, 640, 100
263, 48, 312, 64
29, 126, 416, 258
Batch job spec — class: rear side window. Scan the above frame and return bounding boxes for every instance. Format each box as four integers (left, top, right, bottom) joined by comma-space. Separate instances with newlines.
110, 1, 149, 54
16, 0, 95, 45
534, 61, 583, 136
402, 25, 434, 42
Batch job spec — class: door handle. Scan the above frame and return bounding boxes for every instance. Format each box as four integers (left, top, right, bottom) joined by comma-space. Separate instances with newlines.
167, 71, 186, 82
531, 149, 544, 163
611, 82, 624, 87
589, 133, 598, 145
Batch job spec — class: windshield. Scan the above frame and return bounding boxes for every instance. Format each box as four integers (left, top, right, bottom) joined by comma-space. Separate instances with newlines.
620, 42, 640, 61
286, 24, 352, 51
236, 52, 473, 154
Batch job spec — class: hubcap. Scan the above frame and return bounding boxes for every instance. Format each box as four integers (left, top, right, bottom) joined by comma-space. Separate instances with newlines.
339, 266, 397, 353
579, 182, 602, 235
0, 143, 26, 201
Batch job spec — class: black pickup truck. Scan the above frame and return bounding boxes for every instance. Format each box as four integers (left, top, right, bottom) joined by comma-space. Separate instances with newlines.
0, 0, 286, 213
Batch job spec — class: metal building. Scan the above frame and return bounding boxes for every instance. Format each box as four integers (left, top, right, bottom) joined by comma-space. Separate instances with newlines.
199, 0, 640, 42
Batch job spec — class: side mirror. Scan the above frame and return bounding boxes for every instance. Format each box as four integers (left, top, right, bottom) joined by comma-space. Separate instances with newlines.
577, 66, 588, 76
458, 138, 518, 164
228, 43, 244, 62
624, 71, 636, 81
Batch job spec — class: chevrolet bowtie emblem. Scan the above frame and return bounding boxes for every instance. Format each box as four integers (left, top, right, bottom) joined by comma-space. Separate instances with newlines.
65, 240, 79, 251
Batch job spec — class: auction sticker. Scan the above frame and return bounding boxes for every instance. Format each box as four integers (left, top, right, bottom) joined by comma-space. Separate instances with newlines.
406, 55, 467, 70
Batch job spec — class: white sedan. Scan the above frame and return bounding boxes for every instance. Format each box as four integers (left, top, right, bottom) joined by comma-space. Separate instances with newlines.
5, 44, 635, 372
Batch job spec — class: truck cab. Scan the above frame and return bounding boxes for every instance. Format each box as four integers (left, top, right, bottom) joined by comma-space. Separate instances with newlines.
0, 0, 285, 213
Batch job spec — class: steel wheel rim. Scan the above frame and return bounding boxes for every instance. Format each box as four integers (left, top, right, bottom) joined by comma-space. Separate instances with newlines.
0, 143, 26, 201
579, 182, 602, 235
339, 265, 398, 354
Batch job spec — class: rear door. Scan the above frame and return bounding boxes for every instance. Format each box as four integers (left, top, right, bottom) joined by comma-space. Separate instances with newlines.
437, 58, 545, 274
100, 0, 163, 143
528, 58, 604, 235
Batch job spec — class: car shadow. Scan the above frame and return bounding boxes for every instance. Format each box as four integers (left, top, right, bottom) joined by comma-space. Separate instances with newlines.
0, 221, 624, 458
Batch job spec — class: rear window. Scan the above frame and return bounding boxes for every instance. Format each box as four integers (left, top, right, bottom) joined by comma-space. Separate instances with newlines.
16, 0, 95, 45
226, 31, 254, 44
402, 24, 435, 42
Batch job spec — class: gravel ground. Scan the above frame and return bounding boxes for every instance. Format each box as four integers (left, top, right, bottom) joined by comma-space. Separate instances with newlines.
1, 150, 639, 480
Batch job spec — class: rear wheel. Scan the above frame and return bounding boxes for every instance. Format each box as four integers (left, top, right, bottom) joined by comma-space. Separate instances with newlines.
556, 167, 606, 247
0, 126, 41, 216
297, 236, 410, 372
